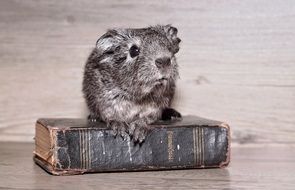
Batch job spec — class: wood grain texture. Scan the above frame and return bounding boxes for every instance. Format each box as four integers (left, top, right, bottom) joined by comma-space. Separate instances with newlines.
0, 0, 294, 145
0, 143, 295, 190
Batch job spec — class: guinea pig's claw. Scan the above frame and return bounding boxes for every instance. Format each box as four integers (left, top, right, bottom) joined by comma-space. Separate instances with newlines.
108, 121, 150, 143
108, 121, 131, 141
87, 115, 100, 123
132, 125, 148, 144
119, 127, 129, 141
110, 126, 118, 137
127, 122, 136, 137
108, 121, 124, 137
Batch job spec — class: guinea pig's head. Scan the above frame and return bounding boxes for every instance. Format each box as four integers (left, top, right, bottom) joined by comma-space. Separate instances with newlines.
94, 25, 181, 96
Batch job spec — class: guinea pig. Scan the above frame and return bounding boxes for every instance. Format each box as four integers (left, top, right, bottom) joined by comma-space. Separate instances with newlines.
82, 25, 182, 143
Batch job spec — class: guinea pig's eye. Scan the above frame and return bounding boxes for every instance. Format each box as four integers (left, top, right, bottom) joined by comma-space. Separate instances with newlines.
129, 45, 140, 58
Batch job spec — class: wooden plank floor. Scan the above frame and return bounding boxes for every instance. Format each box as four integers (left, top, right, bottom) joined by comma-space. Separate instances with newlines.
0, 143, 294, 190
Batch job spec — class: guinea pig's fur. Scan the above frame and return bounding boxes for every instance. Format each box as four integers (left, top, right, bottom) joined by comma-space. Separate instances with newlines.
83, 25, 181, 143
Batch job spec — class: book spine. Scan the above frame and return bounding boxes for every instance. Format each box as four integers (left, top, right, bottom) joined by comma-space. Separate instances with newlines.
52, 125, 230, 173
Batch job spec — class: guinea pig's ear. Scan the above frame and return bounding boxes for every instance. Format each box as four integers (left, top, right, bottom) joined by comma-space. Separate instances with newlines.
95, 30, 119, 54
163, 25, 181, 54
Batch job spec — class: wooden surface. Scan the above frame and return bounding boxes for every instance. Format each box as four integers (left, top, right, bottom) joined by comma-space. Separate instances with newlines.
0, 142, 294, 190
0, 0, 295, 145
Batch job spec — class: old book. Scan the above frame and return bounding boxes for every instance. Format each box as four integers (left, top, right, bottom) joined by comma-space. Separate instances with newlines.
34, 116, 230, 175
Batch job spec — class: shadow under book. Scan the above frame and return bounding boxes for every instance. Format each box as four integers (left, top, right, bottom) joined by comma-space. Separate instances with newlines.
34, 116, 230, 175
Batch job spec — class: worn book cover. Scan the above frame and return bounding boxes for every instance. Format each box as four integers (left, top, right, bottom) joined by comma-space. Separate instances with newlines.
34, 116, 230, 175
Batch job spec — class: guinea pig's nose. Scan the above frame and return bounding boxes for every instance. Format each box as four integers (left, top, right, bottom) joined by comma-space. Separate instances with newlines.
155, 57, 171, 68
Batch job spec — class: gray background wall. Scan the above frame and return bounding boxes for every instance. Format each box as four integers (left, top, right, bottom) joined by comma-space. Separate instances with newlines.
0, 0, 294, 146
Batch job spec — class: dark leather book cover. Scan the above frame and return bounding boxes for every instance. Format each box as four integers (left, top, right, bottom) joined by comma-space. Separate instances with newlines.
34, 116, 230, 175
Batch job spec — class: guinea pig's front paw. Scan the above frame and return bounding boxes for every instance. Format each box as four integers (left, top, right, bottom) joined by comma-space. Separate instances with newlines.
107, 121, 129, 140
87, 114, 100, 122
161, 108, 182, 121
128, 120, 151, 143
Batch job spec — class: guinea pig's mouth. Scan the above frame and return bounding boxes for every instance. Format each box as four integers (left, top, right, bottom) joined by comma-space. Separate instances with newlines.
158, 77, 168, 82
155, 77, 168, 85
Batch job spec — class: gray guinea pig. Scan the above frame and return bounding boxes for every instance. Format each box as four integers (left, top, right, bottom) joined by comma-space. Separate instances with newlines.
82, 25, 182, 143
